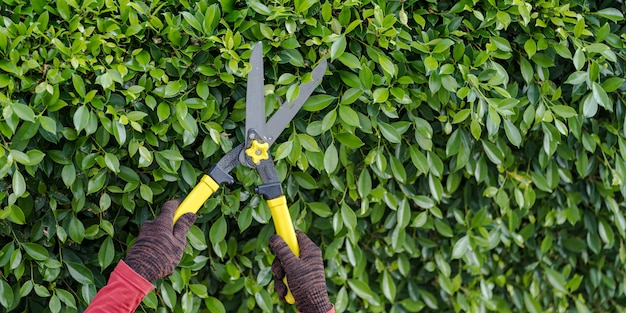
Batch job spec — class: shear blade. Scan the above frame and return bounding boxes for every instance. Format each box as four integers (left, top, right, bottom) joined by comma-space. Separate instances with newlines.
263, 58, 328, 146
245, 42, 266, 141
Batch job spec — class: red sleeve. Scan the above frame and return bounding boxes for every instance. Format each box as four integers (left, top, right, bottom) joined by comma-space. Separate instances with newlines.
300, 305, 335, 313
85, 260, 154, 313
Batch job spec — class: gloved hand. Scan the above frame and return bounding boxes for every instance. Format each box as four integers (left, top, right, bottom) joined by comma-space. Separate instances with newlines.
125, 200, 196, 282
270, 230, 332, 313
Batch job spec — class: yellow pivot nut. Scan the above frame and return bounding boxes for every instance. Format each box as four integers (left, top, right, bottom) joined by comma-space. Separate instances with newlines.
245, 140, 269, 164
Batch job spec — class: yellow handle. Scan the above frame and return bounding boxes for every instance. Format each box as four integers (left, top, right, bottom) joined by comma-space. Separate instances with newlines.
267, 195, 298, 304
173, 175, 220, 224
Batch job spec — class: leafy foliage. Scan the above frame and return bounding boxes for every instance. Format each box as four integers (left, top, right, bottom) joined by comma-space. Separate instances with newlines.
1, 0, 626, 312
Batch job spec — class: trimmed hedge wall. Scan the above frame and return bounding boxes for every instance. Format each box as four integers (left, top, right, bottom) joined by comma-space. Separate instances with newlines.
1, 0, 626, 312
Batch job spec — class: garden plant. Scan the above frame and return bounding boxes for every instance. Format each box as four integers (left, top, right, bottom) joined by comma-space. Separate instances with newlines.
1, 0, 626, 312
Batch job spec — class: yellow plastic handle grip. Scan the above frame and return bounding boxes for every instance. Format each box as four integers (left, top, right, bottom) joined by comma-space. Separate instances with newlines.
173, 175, 220, 224
267, 195, 299, 304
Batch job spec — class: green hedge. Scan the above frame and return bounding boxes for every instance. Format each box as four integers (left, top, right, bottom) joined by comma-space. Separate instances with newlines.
1, 0, 626, 312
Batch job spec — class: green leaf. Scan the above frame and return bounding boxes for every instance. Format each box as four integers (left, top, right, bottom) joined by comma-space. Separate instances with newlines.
390, 156, 407, 183
65, 261, 94, 284
182, 12, 202, 32
592, 82, 611, 108
424, 56, 438, 71
321, 110, 336, 131
378, 122, 401, 144
161, 282, 177, 309
543, 267, 567, 293
564, 71, 588, 85
248, 0, 271, 15
0, 60, 18, 75
451, 235, 469, 259
524, 39, 536, 57
302, 95, 336, 112
434, 219, 453, 237
49, 294, 61, 313
330, 36, 347, 60
73, 105, 89, 132
602, 77, 625, 92
503, 119, 522, 147
11, 102, 35, 122
104, 152, 120, 174
531, 171, 551, 192
61, 164, 76, 187
308, 202, 333, 218
295, 0, 316, 13
573, 48, 585, 71
68, 216, 85, 244
381, 270, 396, 301
598, 219, 615, 246
524, 291, 541, 313
157, 149, 185, 161
209, 216, 227, 245
274, 141, 292, 160
12, 170, 26, 197
338, 105, 360, 127
324, 144, 338, 174
205, 296, 226, 313
582, 93, 598, 117
73, 74, 86, 98
56, 289, 76, 309
596, 8, 624, 22
433, 39, 454, 53
551, 105, 578, 118
372, 88, 389, 103
292, 172, 318, 189
347, 279, 379, 305
97, 237, 115, 270
139, 184, 153, 203
335, 133, 364, 149
39, 116, 57, 133
481, 141, 503, 165
298, 134, 321, 152
378, 54, 396, 77
341, 204, 357, 231
21, 243, 49, 261
254, 289, 272, 312
531, 53, 555, 67
520, 58, 535, 83
7, 205, 26, 225
357, 169, 372, 198
337, 53, 361, 69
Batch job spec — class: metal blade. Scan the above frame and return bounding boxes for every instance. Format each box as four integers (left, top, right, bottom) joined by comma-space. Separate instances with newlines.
264, 58, 327, 146
245, 42, 266, 140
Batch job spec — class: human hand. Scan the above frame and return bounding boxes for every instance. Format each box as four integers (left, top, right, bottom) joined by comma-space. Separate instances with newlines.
125, 200, 196, 282
270, 230, 332, 313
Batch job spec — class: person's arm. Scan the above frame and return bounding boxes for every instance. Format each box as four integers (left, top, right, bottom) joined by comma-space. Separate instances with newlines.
269, 230, 334, 313
85, 200, 195, 313
84, 261, 153, 313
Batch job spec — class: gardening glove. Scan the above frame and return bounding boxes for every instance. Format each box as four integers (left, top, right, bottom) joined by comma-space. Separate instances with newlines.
125, 200, 196, 283
270, 230, 332, 313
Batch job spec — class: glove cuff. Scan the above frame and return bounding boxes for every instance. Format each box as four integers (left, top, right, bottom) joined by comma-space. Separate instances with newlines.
125, 256, 159, 283
301, 286, 332, 313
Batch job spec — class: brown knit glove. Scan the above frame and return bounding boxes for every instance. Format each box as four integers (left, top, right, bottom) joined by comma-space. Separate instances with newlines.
269, 230, 332, 313
125, 200, 196, 283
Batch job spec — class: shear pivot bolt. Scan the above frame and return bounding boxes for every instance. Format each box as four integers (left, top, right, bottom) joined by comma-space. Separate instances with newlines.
245, 140, 269, 164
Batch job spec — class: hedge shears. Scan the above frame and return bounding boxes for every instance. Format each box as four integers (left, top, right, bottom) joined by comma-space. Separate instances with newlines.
172, 42, 327, 304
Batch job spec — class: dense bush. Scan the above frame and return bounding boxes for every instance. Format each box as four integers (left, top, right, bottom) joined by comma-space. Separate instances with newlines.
1, 0, 626, 312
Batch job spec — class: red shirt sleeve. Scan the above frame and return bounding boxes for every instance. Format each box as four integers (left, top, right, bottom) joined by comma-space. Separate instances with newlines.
300, 305, 335, 313
85, 260, 154, 313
